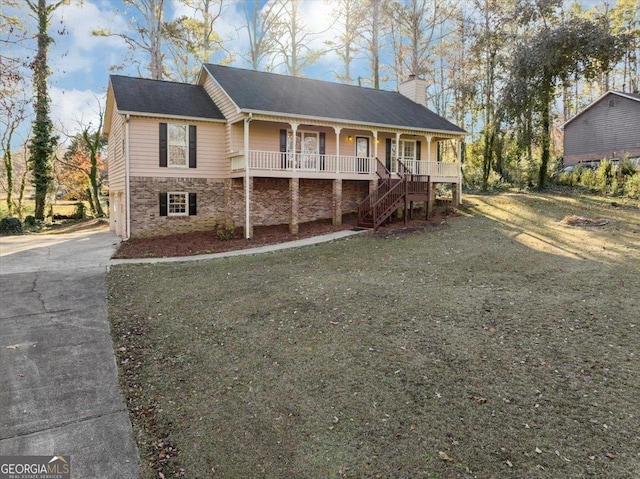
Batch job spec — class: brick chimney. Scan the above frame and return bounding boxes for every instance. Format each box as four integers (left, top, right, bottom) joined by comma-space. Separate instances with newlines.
399, 74, 427, 106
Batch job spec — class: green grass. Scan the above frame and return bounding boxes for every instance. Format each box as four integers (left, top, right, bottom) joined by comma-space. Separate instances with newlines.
108, 191, 640, 479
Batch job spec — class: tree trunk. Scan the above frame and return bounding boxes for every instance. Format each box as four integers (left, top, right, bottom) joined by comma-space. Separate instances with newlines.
538, 79, 552, 189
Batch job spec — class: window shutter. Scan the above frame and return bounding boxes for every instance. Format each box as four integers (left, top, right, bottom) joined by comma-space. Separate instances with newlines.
280, 129, 287, 152
437, 142, 441, 162
416, 140, 421, 161
189, 125, 197, 168
159, 192, 168, 216
188, 193, 197, 216
319, 132, 326, 155
159, 123, 168, 167
385, 138, 392, 170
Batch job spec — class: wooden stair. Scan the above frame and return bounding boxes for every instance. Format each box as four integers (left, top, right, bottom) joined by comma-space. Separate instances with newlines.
358, 159, 430, 230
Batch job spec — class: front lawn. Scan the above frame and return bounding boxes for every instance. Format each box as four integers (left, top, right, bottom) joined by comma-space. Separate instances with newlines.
108, 191, 640, 478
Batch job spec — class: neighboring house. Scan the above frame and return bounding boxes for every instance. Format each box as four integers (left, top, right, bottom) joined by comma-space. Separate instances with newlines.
563, 91, 640, 166
104, 64, 466, 239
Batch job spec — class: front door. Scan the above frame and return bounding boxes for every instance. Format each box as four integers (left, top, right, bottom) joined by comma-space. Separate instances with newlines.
356, 136, 370, 173
300, 131, 318, 170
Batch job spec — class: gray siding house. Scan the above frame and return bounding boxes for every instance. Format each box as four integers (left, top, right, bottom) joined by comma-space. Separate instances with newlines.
563, 91, 640, 166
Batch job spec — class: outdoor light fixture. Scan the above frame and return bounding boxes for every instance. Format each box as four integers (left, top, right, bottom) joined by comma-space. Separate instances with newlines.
348, 135, 353, 141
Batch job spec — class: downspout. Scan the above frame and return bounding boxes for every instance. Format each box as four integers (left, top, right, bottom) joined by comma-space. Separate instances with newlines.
244, 113, 252, 239
125, 114, 131, 240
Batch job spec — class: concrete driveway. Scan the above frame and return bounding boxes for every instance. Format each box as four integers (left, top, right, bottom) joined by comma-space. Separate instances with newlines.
0, 226, 139, 478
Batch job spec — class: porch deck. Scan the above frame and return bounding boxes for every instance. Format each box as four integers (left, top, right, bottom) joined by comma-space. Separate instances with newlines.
230, 151, 461, 182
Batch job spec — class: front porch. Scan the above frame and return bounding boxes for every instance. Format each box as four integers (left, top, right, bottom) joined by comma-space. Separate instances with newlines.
230, 150, 461, 183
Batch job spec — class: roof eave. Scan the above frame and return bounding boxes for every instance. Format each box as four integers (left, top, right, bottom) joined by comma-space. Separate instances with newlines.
241, 108, 468, 136
562, 90, 640, 128
117, 110, 226, 123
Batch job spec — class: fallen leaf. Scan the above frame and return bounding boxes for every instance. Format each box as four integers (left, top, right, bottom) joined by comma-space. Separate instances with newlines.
6, 344, 19, 350
605, 452, 615, 459
438, 451, 454, 462
505, 460, 513, 467
535, 447, 542, 454
410, 423, 417, 430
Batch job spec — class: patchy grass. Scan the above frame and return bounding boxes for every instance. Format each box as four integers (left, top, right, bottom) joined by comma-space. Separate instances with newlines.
108, 191, 640, 479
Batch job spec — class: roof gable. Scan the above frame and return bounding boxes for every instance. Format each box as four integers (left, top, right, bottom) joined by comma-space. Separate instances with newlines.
563, 90, 640, 128
203, 64, 465, 134
109, 75, 224, 120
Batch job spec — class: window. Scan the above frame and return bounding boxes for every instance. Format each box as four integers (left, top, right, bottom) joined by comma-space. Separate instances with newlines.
159, 192, 197, 216
160, 123, 196, 168
391, 140, 416, 160
168, 124, 188, 167
168, 192, 187, 216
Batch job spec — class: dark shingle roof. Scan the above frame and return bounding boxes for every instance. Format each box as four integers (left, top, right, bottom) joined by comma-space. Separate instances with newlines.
204, 64, 465, 134
616, 91, 640, 101
109, 75, 224, 120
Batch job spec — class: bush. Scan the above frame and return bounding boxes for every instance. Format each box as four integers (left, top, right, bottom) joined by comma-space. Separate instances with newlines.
24, 215, 36, 227
0, 216, 23, 235
623, 173, 640, 199
73, 202, 86, 220
214, 216, 235, 241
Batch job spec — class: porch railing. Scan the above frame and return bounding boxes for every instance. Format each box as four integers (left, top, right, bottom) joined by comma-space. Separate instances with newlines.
231, 151, 460, 179
231, 150, 375, 174
401, 159, 460, 178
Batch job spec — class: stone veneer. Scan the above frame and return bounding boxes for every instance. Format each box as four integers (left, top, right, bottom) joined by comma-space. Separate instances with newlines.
129, 176, 230, 237
129, 176, 371, 237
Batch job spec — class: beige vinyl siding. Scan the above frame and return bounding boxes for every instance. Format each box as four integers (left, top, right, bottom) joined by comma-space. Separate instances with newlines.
128, 117, 228, 179
107, 106, 126, 191
202, 76, 243, 123
564, 94, 640, 164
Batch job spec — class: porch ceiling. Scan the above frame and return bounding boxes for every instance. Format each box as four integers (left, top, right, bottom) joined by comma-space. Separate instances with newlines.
247, 113, 464, 141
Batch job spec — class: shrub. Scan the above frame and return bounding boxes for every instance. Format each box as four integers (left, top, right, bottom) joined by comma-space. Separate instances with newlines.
24, 215, 37, 227
0, 216, 23, 235
73, 202, 86, 219
214, 216, 235, 241
623, 173, 640, 199
620, 158, 638, 177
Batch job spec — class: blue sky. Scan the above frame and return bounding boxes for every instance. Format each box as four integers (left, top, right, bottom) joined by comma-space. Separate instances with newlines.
5, 0, 607, 149
5, 0, 354, 147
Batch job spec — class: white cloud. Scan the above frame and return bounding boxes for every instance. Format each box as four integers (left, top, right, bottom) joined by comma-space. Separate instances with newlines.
48, 0, 130, 78
49, 87, 106, 140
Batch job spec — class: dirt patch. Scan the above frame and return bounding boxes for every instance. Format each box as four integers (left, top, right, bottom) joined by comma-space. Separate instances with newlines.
107, 191, 640, 479
113, 207, 456, 259
560, 214, 609, 227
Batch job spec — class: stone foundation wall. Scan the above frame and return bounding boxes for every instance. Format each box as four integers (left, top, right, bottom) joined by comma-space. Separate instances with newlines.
299, 179, 333, 223
252, 178, 291, 225
342, 180, 369, 213
129, 176, 230, 237
128, 176, 372, 237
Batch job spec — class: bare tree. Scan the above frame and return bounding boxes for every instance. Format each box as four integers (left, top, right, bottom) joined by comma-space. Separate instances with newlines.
358, 0, 387, 88
164, 0, 227, 82
240, 0, 283, 70
93, 0, 166, 80
268, 0, 327, 76
326, 0, 367, 84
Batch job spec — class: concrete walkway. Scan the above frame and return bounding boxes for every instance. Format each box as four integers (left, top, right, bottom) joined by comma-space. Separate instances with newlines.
110, 229, 365, 265
0, 227, 139, 478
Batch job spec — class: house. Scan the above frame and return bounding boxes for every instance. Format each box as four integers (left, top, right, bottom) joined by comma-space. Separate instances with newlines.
104, 64, 466, 239
563, 91, 640, 166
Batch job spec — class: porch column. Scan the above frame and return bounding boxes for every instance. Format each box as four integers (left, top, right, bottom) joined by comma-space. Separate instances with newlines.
333, 126, 341, 173
425, 135, 432, 162
332, 179, 342, 225
244, 117, 252, 239
291, 122, 299, 172
427, 178, 436, 218
290, 177, 299, 234
395, 132, 401, 173
454, 138, 462, 206
373, 130, 378, 161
